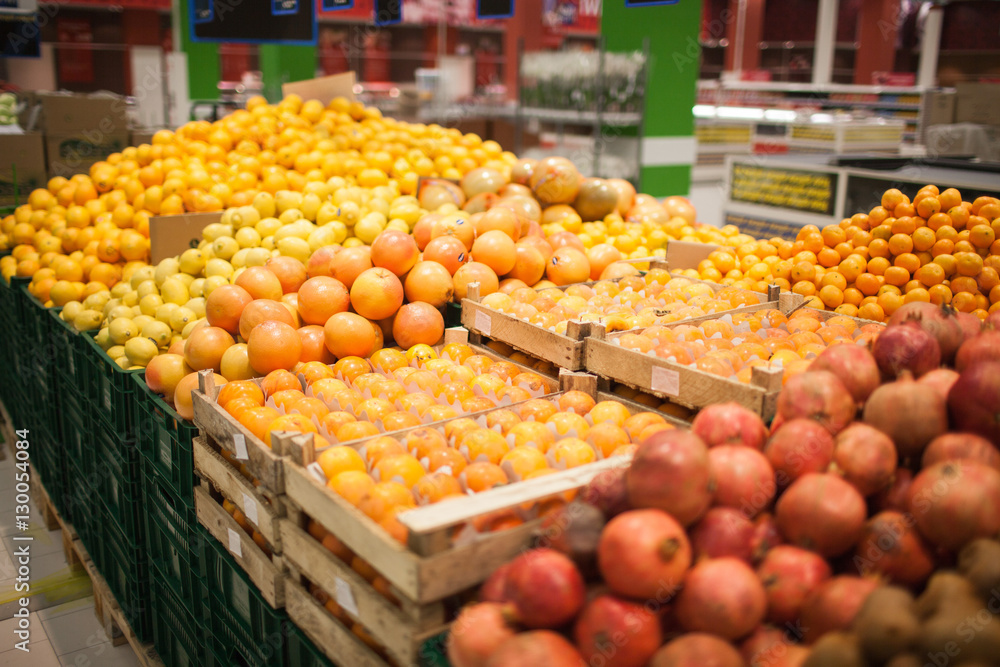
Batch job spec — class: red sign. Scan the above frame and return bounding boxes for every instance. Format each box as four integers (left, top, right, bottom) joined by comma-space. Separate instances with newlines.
56, 18, 94, 84
871, 72, 916, 87
741, 70, 773, 82
543, 0, 601, 35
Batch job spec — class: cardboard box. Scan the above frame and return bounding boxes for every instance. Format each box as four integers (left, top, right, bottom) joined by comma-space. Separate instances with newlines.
955, 83, 1000, 127
0, 133, 47, 207
149, 212, 222, 264
46, 131, 130, 178
130, 128, 159, 146
924, 91, 956, 128
282, 72, 357, 106
39, 93, 128, 134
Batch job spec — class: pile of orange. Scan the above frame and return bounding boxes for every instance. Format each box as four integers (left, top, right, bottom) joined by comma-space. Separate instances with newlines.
619, 307, 884, 384
692, 188, 1000, 322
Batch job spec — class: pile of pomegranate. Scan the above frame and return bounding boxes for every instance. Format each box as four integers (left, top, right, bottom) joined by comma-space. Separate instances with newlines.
446, 304, 1000, 666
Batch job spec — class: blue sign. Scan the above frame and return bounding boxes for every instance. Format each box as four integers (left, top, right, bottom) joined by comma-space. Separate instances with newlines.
374, 0, 401, 25
192, 0, 213, 23
1, 13, 41, 58
625, 0, 678, 6
272, 0, 298, 15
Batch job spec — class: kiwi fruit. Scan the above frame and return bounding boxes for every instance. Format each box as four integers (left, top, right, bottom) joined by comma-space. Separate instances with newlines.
915, 571, 980, 619
854, 587, 919, 665
802, 632, 864, 667
918, 604, 1000, 663
958, 539, 1000, 603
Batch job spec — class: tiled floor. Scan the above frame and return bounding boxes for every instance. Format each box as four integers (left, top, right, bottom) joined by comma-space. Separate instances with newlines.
0, 440, 140, 666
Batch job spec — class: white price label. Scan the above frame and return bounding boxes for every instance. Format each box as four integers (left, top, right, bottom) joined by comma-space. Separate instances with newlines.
475, 310, 491, 336
651, 366, 680, 397
233, 433, 248, 460
334, 577, 359, 617
227, 528, 243, 558
242, 492, 258, 526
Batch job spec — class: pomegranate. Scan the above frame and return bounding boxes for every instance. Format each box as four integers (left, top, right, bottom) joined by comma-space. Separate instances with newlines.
764, 419, 836, 486
908, 460, 1000, 551
872, 322, 941, 379
917, 367, 960, 401
447, 603, 518, 667
800, 576, 879, 644
830, 423, 897, 496
956, 310, 983, 343
809, 344, 880, 405
749, 513, 784, 563
985, 310, 1000, 330
757, 546, 832, 625
537, 501, 606, 578
853, 511, 935, 587
480, 563, 511, 603
675, 557, 767, 640
887, 301, 964, 364
955, 329, 1000, 372
690, 402, 769, 450
573, 595, 662, 667
948, 361, 1000, 446
863, 372, 948, 459
922, 432, 1000, 471
503, 548, 586, 628
485, 631, 585, 666
650, 634, 744, 667
597, 509, 691, 600
580, 467, 630, 518
873, 468, 914, 514
775, 473, 866, 558
709, 446, 775, 517
626, 430, 713, 526
690, 507, 755, 563
775, 371, 856, 435
741, 626, 792, 665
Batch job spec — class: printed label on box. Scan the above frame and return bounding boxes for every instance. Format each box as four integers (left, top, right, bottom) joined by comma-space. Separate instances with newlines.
233, 433, 248, 460
334, 577, 359, 616
228, 528, 243, 558
231, 568, 252, 624
475, 310, 491, 336
242, 492, 258, 525
651, 366, 680, 397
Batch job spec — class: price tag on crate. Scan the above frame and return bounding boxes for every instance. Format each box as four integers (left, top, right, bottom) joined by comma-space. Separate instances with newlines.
475, 310, 491, 336
242, 492, 258, 526
334, 577, 359, 617
651, 366, 680, 397
228, 528, 243, 558
102, 377, 111, 410
233, 433, 248, 460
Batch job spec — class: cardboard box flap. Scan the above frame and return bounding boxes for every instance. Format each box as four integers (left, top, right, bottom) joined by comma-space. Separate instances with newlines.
666, 240, 720, 270
150, 212, 222, 264
282, 72, 357, 106
0, 133, 47, 206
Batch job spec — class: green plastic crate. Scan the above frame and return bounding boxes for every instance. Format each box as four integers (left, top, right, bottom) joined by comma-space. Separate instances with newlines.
34, 421, 68, 519
93, 514, 152, 643
285, 627, 336, 667
62, 402, 98, 551
94, 421, 143, 545
49, 309, 91, 402
141, 458, 205, 618
133, 374, 198, 507
199, 528, 287, 667
150, 575, 210, 667
79, 332, 142, 435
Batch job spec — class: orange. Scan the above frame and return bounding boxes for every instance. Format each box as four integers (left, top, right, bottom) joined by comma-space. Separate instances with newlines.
358, 482, 415, 523
317, 446, 367, 480
463, 462, 508, 492
588, 400, 632, 427
500, 447, 549, 479
413, 472, 462, 504
550, 438, 597, 468
247, 321, 302, 375
374, 454, 427, 488
327, 471, 376, 507
239, 406, 281, 443
426, 448, 467, 477
217, 380, 265, 409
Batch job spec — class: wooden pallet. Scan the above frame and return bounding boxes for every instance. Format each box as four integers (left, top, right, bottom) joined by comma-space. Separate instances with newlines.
30, 467, 163, 666
193, 480, 287, 609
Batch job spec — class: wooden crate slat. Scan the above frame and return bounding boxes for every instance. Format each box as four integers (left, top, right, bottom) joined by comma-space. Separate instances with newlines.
194, 485, 286, 608
280, 520, 447, 667
192, 384, 285, 493
193, 436, 283, 548
285, 580, 389, 667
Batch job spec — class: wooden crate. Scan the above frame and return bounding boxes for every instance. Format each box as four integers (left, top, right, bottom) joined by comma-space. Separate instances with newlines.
193, 465, 287, 608
284, 579, 393, 667
461, 259, 787, 371
584, 299, 878, 421
193, 435, 284, 548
